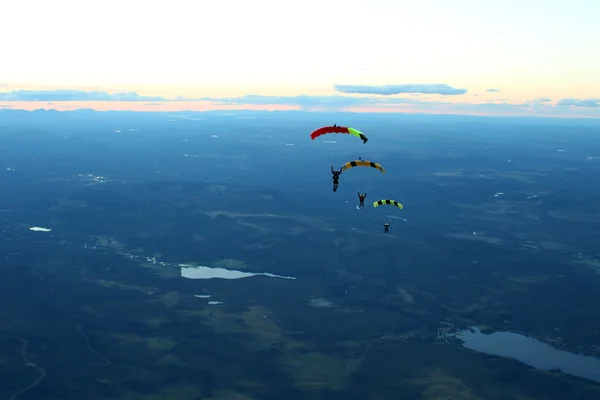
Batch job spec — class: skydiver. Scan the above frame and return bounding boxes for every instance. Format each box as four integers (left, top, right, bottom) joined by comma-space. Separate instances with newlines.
358, 192, 367, 208
383, 222, 390, 233
333, 124, 338, 127
331, 165, 342, 192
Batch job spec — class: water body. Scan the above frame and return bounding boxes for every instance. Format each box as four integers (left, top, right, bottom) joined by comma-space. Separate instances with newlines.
29, 227, 52, 232
455, 327, 600, 384
179, 264, 295, 280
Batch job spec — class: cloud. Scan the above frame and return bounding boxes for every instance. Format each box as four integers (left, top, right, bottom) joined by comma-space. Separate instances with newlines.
486, 88, 500, 92
204, 94, 574, 115
2, 88, 600, 118
203, 94, 459, 110
1, 90, 404, 108
334, 83, 467, 96
204, 94, 380, 108
0, 89, 167, 102
556, 98, 599, 108
205, 94, 571, 115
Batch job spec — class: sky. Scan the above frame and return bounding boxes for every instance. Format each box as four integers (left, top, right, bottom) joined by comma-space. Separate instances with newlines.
1, 0, 600, 118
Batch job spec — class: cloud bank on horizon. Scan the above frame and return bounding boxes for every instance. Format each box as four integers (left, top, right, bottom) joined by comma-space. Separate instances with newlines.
1, 86, 600, 118
557, 98, 600, 107
333, 84, 468, 96
0, 89, 166, 102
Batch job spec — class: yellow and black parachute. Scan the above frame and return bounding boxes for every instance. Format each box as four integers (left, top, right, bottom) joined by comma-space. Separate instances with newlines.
340, 159, 385, 173
373, 199, 403, 209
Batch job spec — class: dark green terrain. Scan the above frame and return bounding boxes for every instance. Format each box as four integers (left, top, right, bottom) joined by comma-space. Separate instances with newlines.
1, 109, 600, 399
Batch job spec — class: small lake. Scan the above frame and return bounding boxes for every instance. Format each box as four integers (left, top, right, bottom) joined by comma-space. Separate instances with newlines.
454, 327, 600, 384
29, 226, 52, 232
179, 264, 295, 280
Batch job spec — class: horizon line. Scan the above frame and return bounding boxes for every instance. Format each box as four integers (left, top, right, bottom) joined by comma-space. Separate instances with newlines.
3, 106, 600, 122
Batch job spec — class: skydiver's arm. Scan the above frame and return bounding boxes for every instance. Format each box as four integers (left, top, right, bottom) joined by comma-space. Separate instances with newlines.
331, 165, 334, 173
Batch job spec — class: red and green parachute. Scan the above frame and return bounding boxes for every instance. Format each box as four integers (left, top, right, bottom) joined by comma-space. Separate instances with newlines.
310, 125, 368, 144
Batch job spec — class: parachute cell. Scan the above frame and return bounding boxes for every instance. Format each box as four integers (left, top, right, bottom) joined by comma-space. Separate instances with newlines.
310, 126, 368, 143
340, 160, 385, 173
373, 199, 403, 209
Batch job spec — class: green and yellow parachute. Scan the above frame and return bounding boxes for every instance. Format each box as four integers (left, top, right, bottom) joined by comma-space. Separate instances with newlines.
340, 159, 385, 173
310, 126, 368, 144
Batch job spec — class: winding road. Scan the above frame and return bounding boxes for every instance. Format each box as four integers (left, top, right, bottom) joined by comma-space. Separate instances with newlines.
0, 333, 47, 400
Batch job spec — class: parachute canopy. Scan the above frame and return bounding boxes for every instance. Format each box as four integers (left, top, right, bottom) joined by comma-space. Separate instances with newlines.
310, 126, 368, 143
373, 199, 404, 209
340, 160, 385, 173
